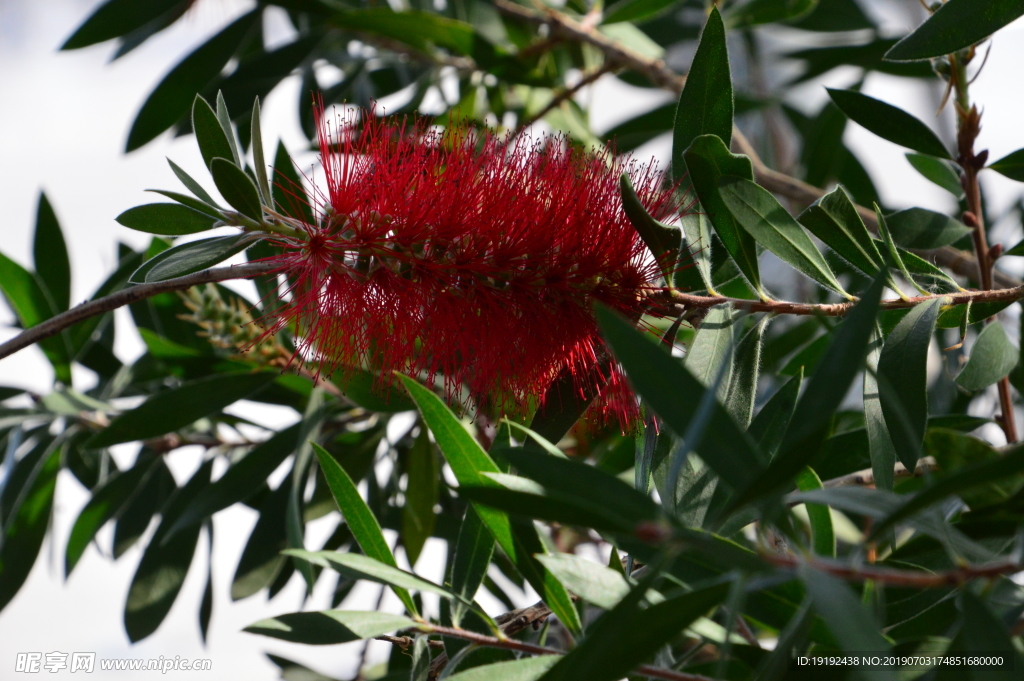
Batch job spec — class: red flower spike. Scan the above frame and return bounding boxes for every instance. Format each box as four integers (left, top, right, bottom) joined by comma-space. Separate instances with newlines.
260, 104, 684, 430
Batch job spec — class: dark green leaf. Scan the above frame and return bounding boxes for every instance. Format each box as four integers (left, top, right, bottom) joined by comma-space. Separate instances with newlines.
116, 203, 218, 236
795, 467, 834, 557
245, 610, 416, 645
602, 0, 680, 24
130, 233, 263, 283
312, 443, 418, 615
673, 8, 732, 182
168, 423, 300, 536
449, 506, 494, 627
956, 322, 1018, 391
192, 95, 236, 172
620, 174, 680, 279
272, 141, 314, 224
65, 455, 158, 577
749, 370, 802, 458
878, 298, 941, 469
885, 0, 1024, 61
596, 305, 765, 491
725, 316, 768, 427
906, 153, 964, 197
864, 327, 898, 491
168, 158, 220, 207
398, 375, 581, 634
947, 590, 1023, 679
124, 460, 211, 642
726, 0, 818, 28
0, 252, 70, 382
684, 305, 738, 394
0, 444, 60, 613
61, 0, 181, 50
210, 158, 264, 220
126, 11, 258, 152
250, 98, 272, 202
827, 88, 950, 159
446, 657, 558, 681
798, 185, 886, 278
146, 190, 222, 219
885, 208, 972, 249
791, 0, 874, 31
330, 8, 478, 56
231, 479, 290, 601
33, 193, 70, 312
988, 147, 1024, 182
333, 368, 415, 412
683, 135, 762, 294
114, 461, 173, 557
401, 428, 438, 566
719, 177, 850, 296
937, 299, 1013, 328
538, 582, 730, 681
87, 372, 275, 448
731, 275, 884, 509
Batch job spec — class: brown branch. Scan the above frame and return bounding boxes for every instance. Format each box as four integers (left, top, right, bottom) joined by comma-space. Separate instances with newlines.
0, 262, 278, 363
763, 554, 1023, 588
494, 0, 1020, 290
658, 285, 1024, 318
821, 457, 937, 489
519, 64, 614, 131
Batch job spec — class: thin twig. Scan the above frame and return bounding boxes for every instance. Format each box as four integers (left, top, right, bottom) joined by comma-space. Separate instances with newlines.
518, 64, 614, 131
821, 457, 937, 489
763, 554, 1023, 588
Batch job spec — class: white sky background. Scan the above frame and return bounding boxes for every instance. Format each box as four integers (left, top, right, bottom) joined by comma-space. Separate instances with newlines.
1, 0, 1024, 679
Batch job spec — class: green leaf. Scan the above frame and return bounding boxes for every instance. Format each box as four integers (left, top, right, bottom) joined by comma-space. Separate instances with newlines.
245, 610, 416, 645
250, 98, 272, 203
885, 208, 972, 249
401, 428, 438, 566
726, 0, 818, 28
885, 0, 1024, 61
684, 135, 762, 294
799, 566, 896, 681
60, 0, 181, 50
874, 207, 926, 296
684, 305, 738, 394
534, 553, 636, 610
446, 657, 558, 681
798, 185, 886, 278
677, 211, 715, 291
129, 233, 263, 283
398, 374, 581, 635
731, 275, 885, 509
906, 153, 964, 197
168, 158, 220, 207
286, 389, 326, 595
272, 141, 314, 224
333, 369, 415, 412
948, 591, 1023, 679
719, 177, 850, 297
538, 582, 730, 681
956, 322, 1018, 391
827, 88, 950, 159
87, 372, 276, 448
116, 203, 218, 236
168, 423, 301, 537
113, 461, 173, 558
312, 442, 418, 615
726, 316, 769, 427
33, 193, 70, 313
602, 0, 680, 25
864, 327, 898, 491
795, 467, 834, 557
0, 252, 71, 382
988, 147, 1024, 182
878, 297, 942, 470
620, 174, 680, 279
749, 370, 802, 458
449, 506, 494, 627
673, 8, 732, 181
330, 8, 479, 56
126, 11, 258, 152
124, 460, 211, 642
526, 365, 606, 448
146, 190, 222, 219
214, 92, 243, 167
596, 305, 765, 491
65, 455, 158, 577
192, 95, 236, 172
231, 480, 290, 601
0, 443, 60, 612
210, 158, 264, 220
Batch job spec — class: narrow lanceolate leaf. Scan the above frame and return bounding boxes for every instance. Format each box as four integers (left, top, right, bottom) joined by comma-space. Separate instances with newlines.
989, 148, 1024, 182
730, 275, 885, 509
684, 135, 762, 295
245, 610, 416, 645
956, 322, 1018, 391
449, 506, 494, 627
884, 208, 972, 249
210, 158, 264, 220
147, 190, 222, 219
864, 327, 897, 491
401, 428, 438, 566
827, 89, 950, 159
885, 0, 1024, 61
538, 581, 730, 681
116, 203, 218, 235
251, 98, 272, 203
398, 375, 581, 635
874, 207, 923, 296
719, 177, 849, 297
0, 252, 71, 382
231, 480, 290, 601
214, 92, 243, 167
126, 11, 259, 151
620, 174, 681, 279
445, 657, 558, 681
795, 467, 834, 557
596, 305, 765, 491
906, 153, 964, 197
33, 192, 71, 313
311, 443, 418, 616
877, 297, 942, 470
684, 304, 738, 395
86, 372, 276, 448
672, 7, 733, 181
168, 158, 220, 207
60, 0, 182, 49
798, 185, 886, 278
725, 315, 769, 427
192, 95, 236, 172
748, 369, 802, 458
129, 233, 263, 284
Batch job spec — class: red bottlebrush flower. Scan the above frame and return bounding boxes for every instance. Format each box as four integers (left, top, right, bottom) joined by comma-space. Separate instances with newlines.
262, 105, 681, 428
